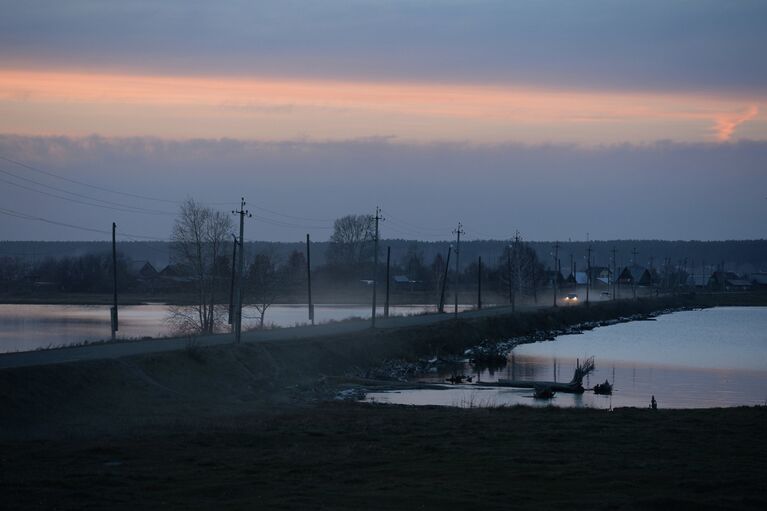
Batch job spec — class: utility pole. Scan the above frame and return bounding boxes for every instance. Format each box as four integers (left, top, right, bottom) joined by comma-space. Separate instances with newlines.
439, 246, 452, 313
506, 246, 514, 311
111, 222, 118, 341
586, 245, 592, 305
371, 207, 383, 328
384, 246, 391, 318
631, 247, 639, 299
452, 223, 464, 319
552, 241, 560, 307
228, 234, 237, 325
477, 256, 482, 310
611, 247, 617, 300
306, 234, 314, 325
232, 198, 251, 343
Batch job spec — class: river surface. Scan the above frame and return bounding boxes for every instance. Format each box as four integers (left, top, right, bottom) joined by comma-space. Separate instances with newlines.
0, 303, 472, 353
366, 307, 767, 409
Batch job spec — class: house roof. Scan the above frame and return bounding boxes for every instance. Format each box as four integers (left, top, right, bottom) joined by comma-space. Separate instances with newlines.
628, 265, 648, 282
127, 260, 152, 273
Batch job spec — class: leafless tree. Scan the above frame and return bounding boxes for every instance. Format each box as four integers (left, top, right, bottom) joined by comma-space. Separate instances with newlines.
243, 252, 280, 329
498, 240, 545, 302
167, 198, 233, 334
325, 214, 374, 271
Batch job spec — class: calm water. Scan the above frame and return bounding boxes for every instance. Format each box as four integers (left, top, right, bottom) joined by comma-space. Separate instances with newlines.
0, 303, 471, 353
367, 307, 767, 409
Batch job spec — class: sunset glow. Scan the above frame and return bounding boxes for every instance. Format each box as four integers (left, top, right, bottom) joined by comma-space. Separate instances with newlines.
1, 70, 764, 144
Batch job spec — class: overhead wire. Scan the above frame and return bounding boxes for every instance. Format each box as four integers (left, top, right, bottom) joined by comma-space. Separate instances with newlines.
251, 213, 332, 231
0, 154, 511, 242
0, 154, 182, 205
382, 210, 447, 235
0, 170, 176, 217
0, 206, 167, 240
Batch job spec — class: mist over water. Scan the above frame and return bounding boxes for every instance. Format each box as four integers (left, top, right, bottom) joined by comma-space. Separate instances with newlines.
0, 303, 474, 353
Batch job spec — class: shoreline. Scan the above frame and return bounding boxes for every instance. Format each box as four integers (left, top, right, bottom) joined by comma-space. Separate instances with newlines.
2, 294, 766, 508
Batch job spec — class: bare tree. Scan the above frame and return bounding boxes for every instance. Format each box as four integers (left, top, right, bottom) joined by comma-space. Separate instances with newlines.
168, 198, 233, 334
244, 252, 280, 328
498, 240, 545, 303
325, 214, 374, 271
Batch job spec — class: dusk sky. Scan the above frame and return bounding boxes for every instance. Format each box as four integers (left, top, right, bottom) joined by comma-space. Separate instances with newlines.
0, 1, 766, 242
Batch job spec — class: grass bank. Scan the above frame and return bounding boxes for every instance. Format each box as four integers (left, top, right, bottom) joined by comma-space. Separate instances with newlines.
1, 404, 765, 510
2, 293, 766, 509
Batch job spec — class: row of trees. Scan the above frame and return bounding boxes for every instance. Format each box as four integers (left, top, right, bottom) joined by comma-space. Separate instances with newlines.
165, 203, 547, 333
0, 202, 547, 333
0, 253, 133, 293
167, 199, 311, 334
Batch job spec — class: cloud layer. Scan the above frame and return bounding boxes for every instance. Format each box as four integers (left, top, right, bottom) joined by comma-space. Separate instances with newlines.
1, 135, 765, 242
1, 70, 764, 143
2, 1, 766, 94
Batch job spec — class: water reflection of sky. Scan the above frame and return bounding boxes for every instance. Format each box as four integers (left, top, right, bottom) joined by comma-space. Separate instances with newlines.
0, 304, 473, 352
513, 307, 767, 371
367, 307, 767, 409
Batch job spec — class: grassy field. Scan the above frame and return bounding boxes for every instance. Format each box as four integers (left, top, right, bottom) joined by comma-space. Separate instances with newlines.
2, 294, 766, 509
2, 404, 765, 510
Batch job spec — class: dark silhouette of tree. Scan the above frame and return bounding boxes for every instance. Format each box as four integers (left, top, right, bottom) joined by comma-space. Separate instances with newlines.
244, 252, 280, 328
168, 198, 232, 334
280, 249, 307, 293
325, 214, 374, 274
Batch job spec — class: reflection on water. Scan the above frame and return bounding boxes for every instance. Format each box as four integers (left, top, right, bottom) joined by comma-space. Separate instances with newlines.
366, 307, 767, 409
0, 303, 472, 353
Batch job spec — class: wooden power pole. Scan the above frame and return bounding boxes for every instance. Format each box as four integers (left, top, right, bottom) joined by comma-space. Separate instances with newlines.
384, 246, 391, 319
306, 233, 314, 325
477, 256, 482, 310
233, 198, 250, 343
371, 207, 383, 328
111, 222, 118, 341
611, 247, 617, 300
552, 241, 560, 307
228, 234, 237, 325
632, 247, 639, 299
586, 245, 592, 305
439, 246, 452, 313
453, 223, 464, 319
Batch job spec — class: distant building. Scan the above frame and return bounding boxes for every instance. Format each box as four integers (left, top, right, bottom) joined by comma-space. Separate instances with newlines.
686, 273, 709, 288
588, 266, 612, 287
617, 265, 653, 287
127, 261, 159, 280
708, 271, 752, 291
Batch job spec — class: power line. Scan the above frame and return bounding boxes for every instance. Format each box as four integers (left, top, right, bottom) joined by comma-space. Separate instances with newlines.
0, 206, 167, 240
382, 223, 446, 241
249, 204, 335, 223
0, 155, 341, 222
382, 210, 446, 235
0, 172, 175, 217
0, 154, 181, 204
251, 214, 332, 230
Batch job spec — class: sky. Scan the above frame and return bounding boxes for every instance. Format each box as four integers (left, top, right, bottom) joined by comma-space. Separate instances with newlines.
0, 1, 765, 242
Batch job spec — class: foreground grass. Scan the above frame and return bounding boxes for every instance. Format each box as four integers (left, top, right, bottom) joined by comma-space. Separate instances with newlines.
2, 404, 765, 510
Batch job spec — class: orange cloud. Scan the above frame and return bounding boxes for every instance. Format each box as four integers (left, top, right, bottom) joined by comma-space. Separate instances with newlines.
714, 105, 759, 141
0, 69, 764, 143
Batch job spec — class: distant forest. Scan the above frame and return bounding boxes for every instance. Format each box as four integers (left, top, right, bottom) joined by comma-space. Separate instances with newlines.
1, 239, 766, 275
